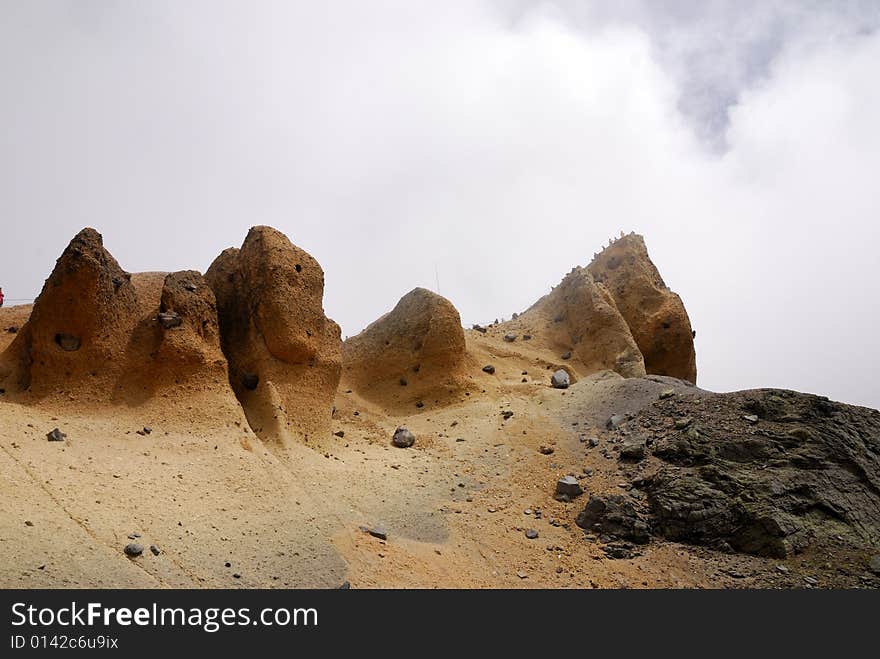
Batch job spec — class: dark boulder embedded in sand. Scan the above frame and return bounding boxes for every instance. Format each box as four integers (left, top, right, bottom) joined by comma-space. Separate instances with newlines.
392, 427, 415, 448
551, 369, 570, 389
124, 543, 144, 557
556, 476, 583, 498
46, 428, 66, 442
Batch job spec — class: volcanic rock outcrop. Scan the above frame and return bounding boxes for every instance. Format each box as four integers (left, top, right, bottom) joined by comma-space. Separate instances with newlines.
342, 288, 468, 406
588, 233, 696, 383
579, 388, 880, 558
205, 226, 342, 444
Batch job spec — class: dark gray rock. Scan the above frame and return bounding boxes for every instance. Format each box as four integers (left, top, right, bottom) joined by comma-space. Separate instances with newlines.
606, 414, 624, 430
603, 542, 638, 559
503, 333, 517, 342
561, 351, 571, 360
392, 427, 415, 448
124, 543, 144, 557
149, 544, 161, 556
556, 476, 583, 498
482, 365, 496, 374
46, 428, 66, 442
525, 529, 539, 539
638, 389, 880, 558
576, 495, 651, 544
157, 311, 182, 329
550, 369, 570, 389
620, 439, 646, 461
369, 525, 388, 540
241, 373, 259, 390
588, 437, 600, 448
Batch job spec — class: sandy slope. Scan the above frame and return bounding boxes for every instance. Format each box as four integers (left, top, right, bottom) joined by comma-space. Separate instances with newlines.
3, 312, 872, 589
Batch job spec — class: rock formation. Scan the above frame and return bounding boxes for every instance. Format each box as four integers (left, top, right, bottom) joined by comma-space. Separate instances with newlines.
588, 233, 696, 383
578, 388, 880, 558
0, 228, 141, 397
205, 226, 342, 444
342, 288, 468, 405
495, 233, 696, 386
515, 268, 646, 379
0, 229, 235, 430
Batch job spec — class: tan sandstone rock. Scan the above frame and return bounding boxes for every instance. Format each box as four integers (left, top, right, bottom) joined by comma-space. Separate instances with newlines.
0, 228, 140, 397
205, 226, 342, 444
343, 287, 468, 405
517, 268, 646, 379
588, 233, 696, 383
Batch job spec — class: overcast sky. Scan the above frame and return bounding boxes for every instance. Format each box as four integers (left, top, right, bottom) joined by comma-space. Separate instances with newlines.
1, 1, 878, 408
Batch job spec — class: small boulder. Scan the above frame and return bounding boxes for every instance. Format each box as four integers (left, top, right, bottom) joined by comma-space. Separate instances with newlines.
561, 351, 572, 360
369, 525, 388, 540
149, 544, 161, 556
46, 428, 66, 442
482, 365, 496, 374
525, 529, 539, 539
124, 543, 144, 557
503, 333, 517, 342
550, 369, 570, 389
607, 414, 624, 429
556, 476, 583, 498
620, 439, 646, 461
157, 311, 182, 329
392, 427, 415, 448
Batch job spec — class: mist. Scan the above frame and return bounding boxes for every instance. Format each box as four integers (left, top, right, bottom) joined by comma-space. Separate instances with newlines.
1, 1, 878, 408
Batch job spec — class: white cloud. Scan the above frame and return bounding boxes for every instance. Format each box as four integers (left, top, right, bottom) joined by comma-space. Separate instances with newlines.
0, 1, 877, 407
